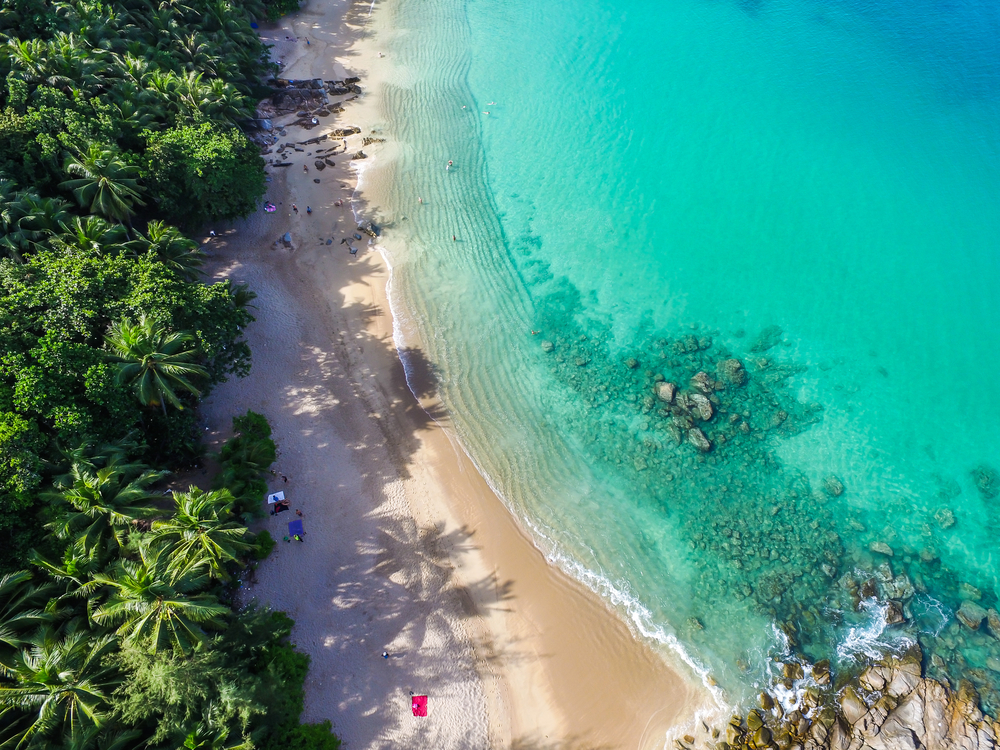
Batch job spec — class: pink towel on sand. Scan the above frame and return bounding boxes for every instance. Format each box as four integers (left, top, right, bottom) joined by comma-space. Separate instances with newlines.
411, 695, 428, 717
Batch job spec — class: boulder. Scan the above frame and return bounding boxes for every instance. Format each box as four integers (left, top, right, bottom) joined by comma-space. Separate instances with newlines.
886, 663, 921, 698
759, 692, 774, 710
690, 393, 714, 421
861, 665, 889, 692
823, 475, 845, 497
750, 325, 783, 353
717, 358, 747, 386
885, 600, 906, 625
782, 662, 804, 681
691, 371, 714, 393
987, 608, 1000, 637
840, 686, 868, 725
752, 727, 772, 747
934, 507, 956, 529
971, 464, 1000, 499
869, 541, 894, 557
812, 659, 831, 685
314, 160, 326, 170
956, 600, 987, 630
687, 428, 712, 452
655, 381, 676, 403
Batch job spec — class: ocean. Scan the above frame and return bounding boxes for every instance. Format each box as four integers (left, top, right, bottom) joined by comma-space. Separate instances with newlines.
367, 0, 1000, 710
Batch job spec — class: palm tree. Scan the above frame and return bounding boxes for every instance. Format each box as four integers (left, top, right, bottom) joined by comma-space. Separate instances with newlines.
181, 719, 250, 750
0, 182, 72, 261
52, 216, 130, 258
149, 488, 250, 581
44, 460, 165, 558
134, 220, 205, 279
226, 281, 256, 311
0, 621, 120, 750
87, 547, 227, 654
59, 144, 145, 225
0, 572, 54, 655
104, 317, 208, 414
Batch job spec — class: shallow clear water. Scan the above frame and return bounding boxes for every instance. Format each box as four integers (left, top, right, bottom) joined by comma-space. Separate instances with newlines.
372, 0, 1000, 710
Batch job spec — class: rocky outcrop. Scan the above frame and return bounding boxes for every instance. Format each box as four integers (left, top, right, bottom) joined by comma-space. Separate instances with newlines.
712, 648, 1000, 750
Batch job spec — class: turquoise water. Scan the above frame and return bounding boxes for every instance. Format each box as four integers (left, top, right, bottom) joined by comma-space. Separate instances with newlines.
373, 0, 1000, 711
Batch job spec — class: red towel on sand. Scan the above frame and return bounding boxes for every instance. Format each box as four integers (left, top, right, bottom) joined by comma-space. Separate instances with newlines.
411, 695, 428, 717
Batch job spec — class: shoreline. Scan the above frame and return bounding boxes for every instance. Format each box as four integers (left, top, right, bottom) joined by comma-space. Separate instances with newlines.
199, 0, 715, 746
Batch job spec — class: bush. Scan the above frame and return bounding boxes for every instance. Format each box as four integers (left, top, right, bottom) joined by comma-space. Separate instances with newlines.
143, 123, 266, 228
264, 0, 301, 20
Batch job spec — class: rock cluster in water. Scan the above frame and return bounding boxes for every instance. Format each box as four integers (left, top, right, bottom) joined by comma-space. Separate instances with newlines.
700, 646, 999, 750
528, 275, 1000, 717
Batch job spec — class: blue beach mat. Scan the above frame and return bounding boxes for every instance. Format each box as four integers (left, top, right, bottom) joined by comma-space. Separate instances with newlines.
288, 519, 303, 536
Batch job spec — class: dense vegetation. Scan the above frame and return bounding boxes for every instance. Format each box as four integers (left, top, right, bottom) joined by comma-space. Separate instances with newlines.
0, 0, 330, 747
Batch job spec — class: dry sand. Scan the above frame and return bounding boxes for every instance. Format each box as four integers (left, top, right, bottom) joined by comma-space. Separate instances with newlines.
200, 0, 714, 747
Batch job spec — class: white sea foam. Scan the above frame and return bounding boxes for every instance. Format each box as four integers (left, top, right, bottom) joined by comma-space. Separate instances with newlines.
836, 598, 914, 665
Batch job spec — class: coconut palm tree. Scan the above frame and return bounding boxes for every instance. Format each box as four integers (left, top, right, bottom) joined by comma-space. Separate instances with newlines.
59, 144, 145, 226
52, 216, 130, 258
133, 220, 204, 279
149, 488, 250, 581
0, 183, 72, 261
87, 547, 227, 654
0, 621, 120, 750
44, 460, 165, 558
0, 572, 54, 655
104, 317, 208, 414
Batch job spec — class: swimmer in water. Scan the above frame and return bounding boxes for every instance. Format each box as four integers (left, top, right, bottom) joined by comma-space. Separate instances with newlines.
446, 160, 453, 171
483, 111, 490, 115
418, 197, 423, 204
487, 101, 496, 105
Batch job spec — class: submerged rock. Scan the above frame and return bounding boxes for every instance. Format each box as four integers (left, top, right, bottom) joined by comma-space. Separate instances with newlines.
823, 474, 845, 497
690, 393, 714, 421
655, 381, 676, 403
717, 358, 747, 386
972, 464, 1000, 499
957, 600, 987, 630
869, 541, 894, 557
687, 428, 712, 452
750, 325, 783, 353
934, 506, 956, 529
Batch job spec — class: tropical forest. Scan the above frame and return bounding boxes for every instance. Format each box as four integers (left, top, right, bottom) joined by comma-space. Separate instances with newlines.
0, 0, 337, 747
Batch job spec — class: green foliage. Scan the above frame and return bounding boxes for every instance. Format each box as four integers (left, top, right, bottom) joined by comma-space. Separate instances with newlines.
273, 721, 342, 750
215, 410, 276, 517
143, 123, 265, 228
264, 0, 303, 21
251, 529, 275, 561
0, 411, 43, 514
0, 3, 341, 749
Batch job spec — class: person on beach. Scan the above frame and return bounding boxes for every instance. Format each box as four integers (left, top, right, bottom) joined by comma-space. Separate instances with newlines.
303, 164, 308, 172
292, 204, 298, 213
293, 534, 303, 542
306, 206, 312, 214
295, 509, 303, 517
382, 651, 389, 659
282, 474, 288, 482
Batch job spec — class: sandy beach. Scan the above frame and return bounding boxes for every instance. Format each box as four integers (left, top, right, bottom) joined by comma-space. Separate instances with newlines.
199, 0, 713, 746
